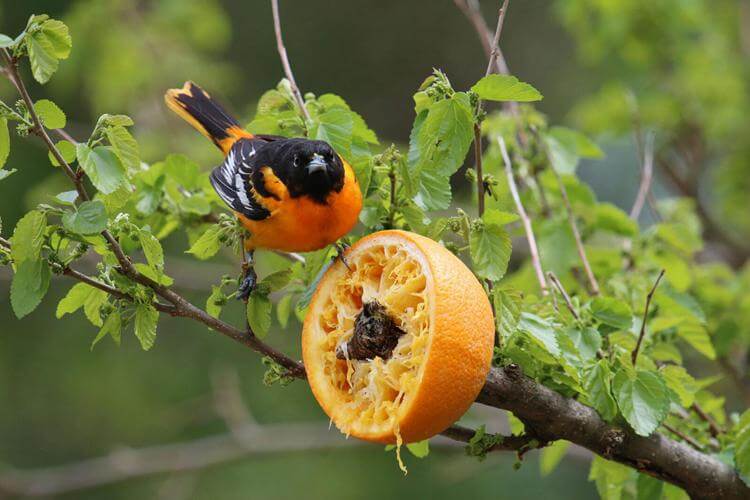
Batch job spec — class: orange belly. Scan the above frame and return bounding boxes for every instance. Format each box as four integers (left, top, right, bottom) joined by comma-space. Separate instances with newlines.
237, 170, 362, 252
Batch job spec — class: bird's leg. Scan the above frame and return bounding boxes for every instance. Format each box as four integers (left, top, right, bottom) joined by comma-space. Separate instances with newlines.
334, 242, 351, 271
237, 250, 257, 301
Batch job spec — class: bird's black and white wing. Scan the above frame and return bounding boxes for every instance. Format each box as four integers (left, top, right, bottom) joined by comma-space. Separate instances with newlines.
209, 139, 270, 220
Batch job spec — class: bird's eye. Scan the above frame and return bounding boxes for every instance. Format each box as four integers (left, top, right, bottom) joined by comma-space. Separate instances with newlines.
293, 155, 300, 167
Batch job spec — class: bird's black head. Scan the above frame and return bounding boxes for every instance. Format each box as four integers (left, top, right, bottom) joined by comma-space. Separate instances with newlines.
258, 138, 345, 204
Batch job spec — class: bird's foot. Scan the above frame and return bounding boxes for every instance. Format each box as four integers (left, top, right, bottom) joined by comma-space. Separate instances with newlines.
334, 242, 351, 271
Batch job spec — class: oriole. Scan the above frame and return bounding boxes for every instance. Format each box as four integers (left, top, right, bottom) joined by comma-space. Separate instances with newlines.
165, 82, 362, 297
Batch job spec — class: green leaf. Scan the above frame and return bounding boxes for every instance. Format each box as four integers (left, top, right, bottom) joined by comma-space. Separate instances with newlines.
0, 168, 16, 181
276, 293, 293, 328
39, 19, 72, 59
612, 369, 670, 436
637, 474, 665, 500
735, 409, 750, 486
11, 210, 46, 263
677, 323, 716, 360
98, 114, 134, 127
106, 125, 140, 171
545, 127, 604, 175
206, 285, 225, 319
568, 326, 601, 361
540, 440, 570, 476
179, 195, 211, 215
62, 200, 107, 235
406, 439, 430, 458
48, 140, 76, 167
585, 360, 618, 421
0, 34, 14, 48
187, 225, 224, 260
493, 287, 522, 343
10, 258, 50, 318
312, 107, 353, 155
518, 312, 559, 356
261, 269, 293, 292
660, 365, 697, 407
56, 282, 109, 326
134, 263, 173, 286
247, 291, 273, 338
470, 215, 512, 281
138, 230, 164, 271
91, 311, 121, 350
0, 117, 9, 169
593, 203, 637, 237
588, 456, 633, 500
134, 303, 158, 350
471, 74, 543, 102
591, 296, 633, 330
34, 99, 66, 129
55, 190, 78, 205
26, 31, 58, 84
76, 144, 127, 194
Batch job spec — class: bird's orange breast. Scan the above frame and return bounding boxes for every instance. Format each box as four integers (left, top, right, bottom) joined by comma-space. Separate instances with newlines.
236, 163, 362, 252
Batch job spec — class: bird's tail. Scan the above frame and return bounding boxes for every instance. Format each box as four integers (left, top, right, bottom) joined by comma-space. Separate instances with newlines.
164, 81, 252, 153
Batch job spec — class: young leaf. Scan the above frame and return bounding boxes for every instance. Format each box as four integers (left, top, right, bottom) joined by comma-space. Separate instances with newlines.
567, 326, 602, 361
10, 258, 51, 318
34, 99, 66, 129
406, 440, 430, 458
545, 126, 603, 175
11, 210, 46, 263
612, 369, 670, 436
206, 285, 225, 319
48, 140, 76, 167
76, 144, 127, 194
91, 311, 122, 350
247, 291, 272, 338
106, 125, 140, 171
471, 74, 543, 102
276, 293, 293, 328
518, 312, 560, 356
735, 409, 750, 486
134, 303, 158, 350
26, 31, 59, 84
660, 365, 697, 407
493, 287, 522, 343
56, 282, 109, 327
591, 296, 633, 330
187, 225, 224, 260
138, 230, 164, 271
584, 360, 618, 421
540, 440, 570, 476
0, 117, 9, 168
470, 211, 512, 281
0, 34, 14, 48
261, 269, 293, 292
62, 200, 107, 235
677, 323, 716, 360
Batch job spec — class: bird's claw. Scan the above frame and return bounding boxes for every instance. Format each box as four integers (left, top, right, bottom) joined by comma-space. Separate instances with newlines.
334, 242, 351, 271
237, 267, 257, 301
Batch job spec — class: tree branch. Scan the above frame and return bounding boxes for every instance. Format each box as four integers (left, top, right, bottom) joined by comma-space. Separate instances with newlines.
630, 131, 655, 220
271, 0, 311, 122
478, 365, 749, 499
498, 137, 548, 294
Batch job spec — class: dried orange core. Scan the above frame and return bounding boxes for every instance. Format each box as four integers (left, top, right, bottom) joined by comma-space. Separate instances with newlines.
315, 242, 431, 437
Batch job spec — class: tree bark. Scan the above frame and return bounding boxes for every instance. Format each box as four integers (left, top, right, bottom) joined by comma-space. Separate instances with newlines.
478, 365, 749, 499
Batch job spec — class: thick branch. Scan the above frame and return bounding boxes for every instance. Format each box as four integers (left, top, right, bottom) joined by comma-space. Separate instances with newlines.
477, 365, 749, 499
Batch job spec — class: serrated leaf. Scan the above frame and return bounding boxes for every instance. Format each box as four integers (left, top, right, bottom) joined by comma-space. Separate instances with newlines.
56, 282, 108, 326
247, 291, 272, 338
62, 200, 107, 235
593, 203, 637, 237
677, 322, 716, 360
660, 365, 697, 407
138, 230, 164, 271
493, 287, 522, 343
545, 126, 603, 175
591, 297, 633, 330
106, 125, 140, 171
39, 19, 71, 59
26, 31, 58, 84
11, 210, 46, 263
471, 74, 543, 102
10, 258, 50, 318
276, 293, 293, 328
637, 474, 665, 500
187, 224, 224, 260
568, 326, 601, 361
588, 456, 633, 500
735, 409, 750, 486
585, 360, 618, 421
76, 144, 127, 194
34, 99, 66, 129
518, 312, 559, 356
470, 216, 511, 281
134, 303, 158, 350
613, 369, 670, 436
91, 310, 121, 349
540, 440, 570, 476
206, 285, 225, 319
0, 117, 9, 168
261, 269, 293, 292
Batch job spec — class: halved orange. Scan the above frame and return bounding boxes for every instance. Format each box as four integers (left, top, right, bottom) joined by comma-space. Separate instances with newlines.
302, 230, 495, 445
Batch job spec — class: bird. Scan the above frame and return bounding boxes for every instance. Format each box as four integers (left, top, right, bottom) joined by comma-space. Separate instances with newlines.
165, 81, 362, 298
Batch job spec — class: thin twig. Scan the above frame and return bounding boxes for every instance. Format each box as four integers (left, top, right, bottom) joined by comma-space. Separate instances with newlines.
662, 422, 704, 452
454, 0, 511, 75
547, 271, 579, 321
270, 0, 311, 122
484, 0, 510, 78
498, 137, 547, 294
441, 424, 541, 453
630, 131, 655, 220
691, 402, 723, 438
631, 269, 665, 366
542, 145, 600, 295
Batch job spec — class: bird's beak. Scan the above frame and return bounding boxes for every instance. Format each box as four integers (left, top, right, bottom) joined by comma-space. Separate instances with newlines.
306, 154, 328, 174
